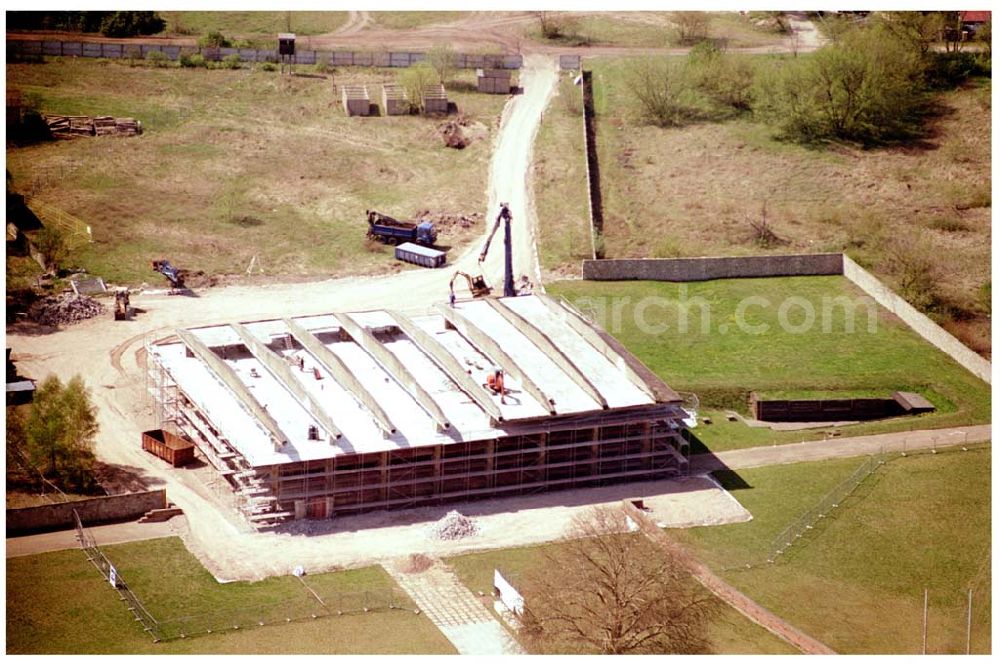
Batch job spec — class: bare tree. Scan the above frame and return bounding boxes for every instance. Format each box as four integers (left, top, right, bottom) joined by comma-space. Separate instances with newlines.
518, 507, 719, 654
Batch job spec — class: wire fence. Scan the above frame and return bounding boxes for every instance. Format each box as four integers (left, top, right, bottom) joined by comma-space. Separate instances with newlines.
73, 509, 163, 641
723, 455, 885, 571
72, 509, 417, 643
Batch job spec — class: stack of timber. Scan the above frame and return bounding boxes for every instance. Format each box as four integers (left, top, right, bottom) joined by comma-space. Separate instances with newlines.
44, 114, 142, 138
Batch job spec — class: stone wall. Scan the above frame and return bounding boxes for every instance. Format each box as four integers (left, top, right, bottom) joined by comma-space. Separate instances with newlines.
842, 255, 991, 384
582, 254, 844, 281
6, 489, 167, 535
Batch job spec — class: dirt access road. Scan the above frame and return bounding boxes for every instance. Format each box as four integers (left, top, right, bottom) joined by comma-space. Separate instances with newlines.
5, 54, 559, 580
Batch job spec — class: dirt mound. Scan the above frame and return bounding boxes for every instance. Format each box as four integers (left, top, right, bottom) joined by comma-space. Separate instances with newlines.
27, 293, 104, 326
428, 510, 480, 540
439, 120, 470, 148
413, 209, 482, 230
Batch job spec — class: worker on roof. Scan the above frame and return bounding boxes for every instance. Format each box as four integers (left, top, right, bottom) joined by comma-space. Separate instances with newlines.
486, 368, 506, 404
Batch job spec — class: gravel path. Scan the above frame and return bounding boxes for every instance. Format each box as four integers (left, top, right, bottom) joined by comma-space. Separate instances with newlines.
690, 424, 992, 473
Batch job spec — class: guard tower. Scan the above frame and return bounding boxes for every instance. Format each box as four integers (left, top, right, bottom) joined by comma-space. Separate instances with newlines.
278, 33, 295, 74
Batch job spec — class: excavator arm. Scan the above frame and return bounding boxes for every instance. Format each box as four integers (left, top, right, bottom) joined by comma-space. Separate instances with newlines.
478, 203, 511, 264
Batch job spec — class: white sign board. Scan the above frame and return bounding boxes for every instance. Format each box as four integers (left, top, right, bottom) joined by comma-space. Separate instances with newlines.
109, 565, 117, 589
494, 569, 524, 616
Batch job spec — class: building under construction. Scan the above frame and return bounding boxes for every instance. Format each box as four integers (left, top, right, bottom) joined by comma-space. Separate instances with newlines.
146, 294, 690, 527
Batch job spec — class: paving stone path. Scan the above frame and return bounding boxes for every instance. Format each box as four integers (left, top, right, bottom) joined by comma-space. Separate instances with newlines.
385, 557, 524, 655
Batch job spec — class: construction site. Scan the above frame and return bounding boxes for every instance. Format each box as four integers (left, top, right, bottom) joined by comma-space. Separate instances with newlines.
145, 293, 690, 527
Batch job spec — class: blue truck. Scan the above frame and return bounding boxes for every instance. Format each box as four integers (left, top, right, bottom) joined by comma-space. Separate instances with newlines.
366, 210, 437, 247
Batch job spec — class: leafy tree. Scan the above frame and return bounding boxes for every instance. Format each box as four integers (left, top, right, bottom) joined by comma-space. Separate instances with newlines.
427, 43, 457, 85
24, 375, 99, 489
400, 63, 438, 113
753, 25, 927, 145
874, 11, 947, 56
99, 11, 165, 38
518, 507, 719, 654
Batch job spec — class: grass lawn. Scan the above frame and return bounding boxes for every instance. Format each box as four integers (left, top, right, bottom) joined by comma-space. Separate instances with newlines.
534, 54, 991, 355
7, 59, 507, 285
674, 448, 991, 654
446, 545, 798, 654
6, 537, 455, 654
547, 277, 991, 451
161, 11, 349, 38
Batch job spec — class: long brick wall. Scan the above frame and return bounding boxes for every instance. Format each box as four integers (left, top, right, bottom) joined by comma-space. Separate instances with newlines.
6, 489, 167, 535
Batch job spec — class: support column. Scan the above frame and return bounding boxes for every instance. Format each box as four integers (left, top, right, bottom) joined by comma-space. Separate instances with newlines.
486, 440, 496, 489
591, 427, 600, 479
379, 452, 389, 504
433, 446, 443, 497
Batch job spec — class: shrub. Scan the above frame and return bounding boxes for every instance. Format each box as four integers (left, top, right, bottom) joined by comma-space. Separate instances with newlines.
198, 30, 231, 48
179, 52, 205, 68
99, 11, 165, 38
33, 226, 69, 271
557, 75, 582, 116
260, 62, 277, 72
221, 53, 242, 70
146, 50, 169, 67
670, 11, 710, 45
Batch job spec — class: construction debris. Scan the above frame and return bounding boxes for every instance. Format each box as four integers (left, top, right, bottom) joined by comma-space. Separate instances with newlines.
44, 115, 142, 138
428, 510, 480, 541
28, 293, 105, 326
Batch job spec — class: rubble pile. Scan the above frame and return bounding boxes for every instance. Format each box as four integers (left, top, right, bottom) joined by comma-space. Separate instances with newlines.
428, 510, 480, 541
28, 294, 105, 326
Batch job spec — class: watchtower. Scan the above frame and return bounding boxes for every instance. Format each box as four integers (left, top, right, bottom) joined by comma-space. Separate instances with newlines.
278, 33, 295, 74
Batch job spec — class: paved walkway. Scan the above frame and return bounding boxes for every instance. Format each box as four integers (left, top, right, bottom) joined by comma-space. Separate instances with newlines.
384, 557, 524, 655
6, 516, 185, 559
691, 424, 991, 474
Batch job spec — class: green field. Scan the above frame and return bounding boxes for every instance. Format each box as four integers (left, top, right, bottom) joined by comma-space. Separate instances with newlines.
675, 448, 991, 654
7, 60, 507, 285
6, 537, 455, 654
547, 277, 991, 450
446, 545, 798, 654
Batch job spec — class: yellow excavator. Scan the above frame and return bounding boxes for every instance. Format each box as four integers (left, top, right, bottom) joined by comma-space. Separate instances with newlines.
449, 203, 514, 300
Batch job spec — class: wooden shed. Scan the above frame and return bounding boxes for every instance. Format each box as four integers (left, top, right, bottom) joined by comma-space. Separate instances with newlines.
421, 84, 449, 115
476, 68, 512, 94
142, 428, 196, 467
381, 83, 409, 116
341, 85, 371, 117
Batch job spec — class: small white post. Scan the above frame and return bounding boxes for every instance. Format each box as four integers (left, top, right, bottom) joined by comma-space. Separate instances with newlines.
966, 588, 972, 655
922, 588, 929, 654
